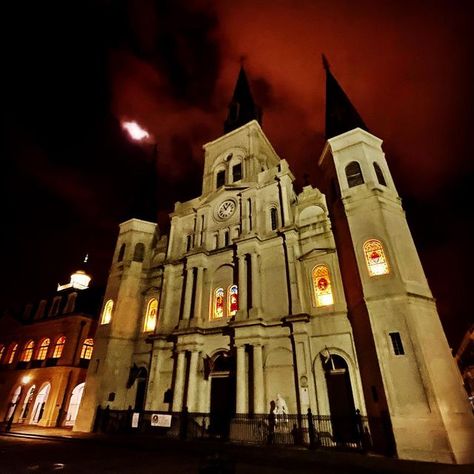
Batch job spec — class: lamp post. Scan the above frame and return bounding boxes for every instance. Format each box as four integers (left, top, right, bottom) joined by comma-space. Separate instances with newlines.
6, 375, 32, 432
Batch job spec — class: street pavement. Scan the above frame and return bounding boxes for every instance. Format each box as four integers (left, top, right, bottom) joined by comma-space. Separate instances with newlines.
0, 426, 472, 473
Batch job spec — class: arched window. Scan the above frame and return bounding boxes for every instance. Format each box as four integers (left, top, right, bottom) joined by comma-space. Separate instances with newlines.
312, 265, 334, 307
363, 239, 390, 276
7, 343, 18, 364
144, 298, 158, 332
216, 169, 225, 188
117, 243, 126, 262
270, 207, 278, 231
21, 340, 35, 362
373, 162, 387, 186
232, 163, 242, 182
345, 161, 364, 188
228, 285, 238, 316
213, 287, 225, 319
101, 299, 113, 325
36, 338, 50, 360
133, 243, 145, 262
0, 344, 4, 363
80, 338, 94, 360
52, 336, 66, 359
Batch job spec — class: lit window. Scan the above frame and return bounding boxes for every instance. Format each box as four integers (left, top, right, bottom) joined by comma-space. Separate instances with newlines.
389, 332, 405, 355
21, 340, 35, 362
36, 339, 50, 360
8, 343, 18, 364
144, 298, 158, 332
216, 170, 225, 188
373, 162, 387, 186
228, 285, 238, 316
52, 336, 66, 359
80, 338, 94, 360
363, 239, 390, 276
213, 288, 225, 319
270, 207, 278, 230
0, 344, 4, 363
101, 299, 113, 325
345, 161, 364, 188
312, 265, 334, 307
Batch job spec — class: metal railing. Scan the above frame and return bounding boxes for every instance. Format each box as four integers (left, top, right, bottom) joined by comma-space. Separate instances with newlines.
94, 407, 372, 452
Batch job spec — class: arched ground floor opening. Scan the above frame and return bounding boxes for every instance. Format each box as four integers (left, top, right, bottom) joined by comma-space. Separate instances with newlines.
65, 382, 85, 426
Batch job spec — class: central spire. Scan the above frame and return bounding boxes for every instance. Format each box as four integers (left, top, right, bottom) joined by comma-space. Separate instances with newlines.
224, 66, 262, 133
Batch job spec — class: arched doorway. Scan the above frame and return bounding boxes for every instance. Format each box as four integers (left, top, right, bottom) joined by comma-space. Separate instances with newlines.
134, 368, 148, 412
31, 383, 51, 424
64, 383, 85, 426
20, 385, 36, 422
209, 352, 236, 438
4, 386, 22, 421
322, 353, 357, 443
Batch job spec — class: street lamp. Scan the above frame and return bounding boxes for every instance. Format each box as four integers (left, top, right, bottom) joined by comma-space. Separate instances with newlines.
6, 375, 32, 431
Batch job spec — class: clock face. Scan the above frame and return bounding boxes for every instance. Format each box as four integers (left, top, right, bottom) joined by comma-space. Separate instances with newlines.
217, 200, 236, 219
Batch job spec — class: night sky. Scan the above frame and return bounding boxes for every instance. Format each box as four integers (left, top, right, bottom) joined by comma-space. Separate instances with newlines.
2, 1, 473, 347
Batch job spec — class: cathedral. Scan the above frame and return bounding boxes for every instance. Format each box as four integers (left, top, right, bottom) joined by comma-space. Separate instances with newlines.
74, 62, 474, 464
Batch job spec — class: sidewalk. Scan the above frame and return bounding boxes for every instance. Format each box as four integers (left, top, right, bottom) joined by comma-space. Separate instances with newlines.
1, 424, 473, 474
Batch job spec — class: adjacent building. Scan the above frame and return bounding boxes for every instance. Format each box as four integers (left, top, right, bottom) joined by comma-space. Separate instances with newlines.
74, 63, 474, 464
0, 266, 100, 428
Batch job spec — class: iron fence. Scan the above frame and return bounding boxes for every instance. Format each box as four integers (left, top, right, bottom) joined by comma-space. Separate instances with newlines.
94, 407, 372, 452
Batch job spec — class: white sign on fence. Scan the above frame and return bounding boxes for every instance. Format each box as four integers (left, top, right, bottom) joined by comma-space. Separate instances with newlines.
151, 413, 172, 427
131, 412, 140, 428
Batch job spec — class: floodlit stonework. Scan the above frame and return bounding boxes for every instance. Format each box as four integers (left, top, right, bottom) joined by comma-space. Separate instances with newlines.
74, 66, 474, 464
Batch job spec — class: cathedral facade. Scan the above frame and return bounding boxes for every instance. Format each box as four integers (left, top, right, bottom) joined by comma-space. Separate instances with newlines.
74, 65, 474, 464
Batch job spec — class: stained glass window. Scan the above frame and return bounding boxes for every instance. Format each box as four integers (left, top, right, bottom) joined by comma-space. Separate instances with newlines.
8, 343, 18, 364
228, 285, 238, 316
214, 287, 225, 319
21, 340, 34, 362
36, 339, 50, 360
52, 336, 66, 359
80, 338, 94, 360
101, 299, 113, 325
312, 265, 334, 307
144, 298, 158, 332
363, 239, 389, 276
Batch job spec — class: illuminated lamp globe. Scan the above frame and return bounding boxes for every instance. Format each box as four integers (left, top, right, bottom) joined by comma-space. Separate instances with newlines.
70, 270, 91, 290
22, 375, 32, 384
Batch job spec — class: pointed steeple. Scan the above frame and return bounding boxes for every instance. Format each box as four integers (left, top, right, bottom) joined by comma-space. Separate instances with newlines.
224, 66, 262, 133
323, 55, 368, 139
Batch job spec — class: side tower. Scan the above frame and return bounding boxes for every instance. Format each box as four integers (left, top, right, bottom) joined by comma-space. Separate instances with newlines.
319, 60, 474, 463
74, 218, 157, 432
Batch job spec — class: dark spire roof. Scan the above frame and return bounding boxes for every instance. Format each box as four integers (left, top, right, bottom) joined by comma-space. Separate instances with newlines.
323, 55, 368, 139
224, 66, 262, 133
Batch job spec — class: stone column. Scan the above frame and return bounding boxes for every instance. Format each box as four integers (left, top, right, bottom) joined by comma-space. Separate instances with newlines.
250, 253, 261, 314
193, 267, 204, 321
285, 234, 303, 314
172, 351, 187, 412
187, 350, 200, 412
253, 344, 265, 414
238, 255, 247, 315
182, 267, 195, 320
236, 345, 247, 414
